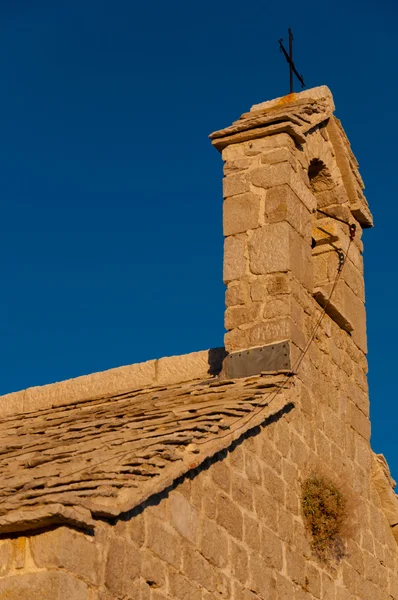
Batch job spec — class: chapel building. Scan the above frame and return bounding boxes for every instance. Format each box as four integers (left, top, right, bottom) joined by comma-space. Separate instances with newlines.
0, 86, 397, 600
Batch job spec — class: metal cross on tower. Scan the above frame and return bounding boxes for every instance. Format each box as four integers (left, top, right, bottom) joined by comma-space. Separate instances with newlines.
278, 28, 305, 94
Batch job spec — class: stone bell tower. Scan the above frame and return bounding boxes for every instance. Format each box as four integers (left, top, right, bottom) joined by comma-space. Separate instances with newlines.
210, 86, 372, 374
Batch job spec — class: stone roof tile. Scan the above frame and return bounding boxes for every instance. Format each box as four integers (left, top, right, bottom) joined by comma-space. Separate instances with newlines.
0, 372, 293, 534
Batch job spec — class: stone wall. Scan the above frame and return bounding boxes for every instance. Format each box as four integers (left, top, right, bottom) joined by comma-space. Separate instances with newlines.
0, 87, 396, 599
0, 311, 397, 599
0, 348, 225, 418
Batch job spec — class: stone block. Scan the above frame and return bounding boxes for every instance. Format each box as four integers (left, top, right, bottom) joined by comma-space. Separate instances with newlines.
22, 358, 157, 414
265, 185, 310, 240
226, 280, 250, 306
243, 513, 262, 553
141, 549, 166, 590
265, 272, 292, 295
170, 492, 198, 544
249, 222, 291, 274
244, 451, 262, 485
260, 438, 282, 474
276, 572, 296, 599
231, 541, 248, 585
290, 228, 313, 291
199, 518, 229, 568
262, 295, 291, 320
216, 493, 243, 540
223, 192, 262, 236
0, 391, 24, 418
260, 147, 296, 166
182, 545, 216, 592
221, 141, 247, 161
231, 472, 253, 511
285, 546, 306, 587
350, 402, 371, 441
249, 554, 277, 597
223, 172, 250, 198
247, 316, 291, 348
0, 571, 89, 600
278, 507, 294, 544
126, 512, 145, 546
250, 277, 268, 302
0, 539, 13, 576
253, 487, 278, 532
105, 536, 140, 597
157, 350, 214, 386
315, 184, 349, 208
224, 303, 261, 330
223, 234, 247, 283
262, 465, 285, 505
251, 162, 316, 212
244, 134, 294, 156
223, 156, 253, 175
146, 516, 181, 569
210, 460, 231, 493
221, 318, 260, 350
168, 569, 202, 600
152, 592, 169, 600
215, 570, 232, 598
261, 526, 283, 570
202, 480, 217, 519
30, 527, 100, 585
304, 563, 321, 598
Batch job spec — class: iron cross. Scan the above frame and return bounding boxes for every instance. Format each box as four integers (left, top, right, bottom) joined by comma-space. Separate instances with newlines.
278, 28, 305, 94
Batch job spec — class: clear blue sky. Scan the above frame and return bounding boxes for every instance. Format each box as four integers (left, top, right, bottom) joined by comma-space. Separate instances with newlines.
1, 1, 396, 479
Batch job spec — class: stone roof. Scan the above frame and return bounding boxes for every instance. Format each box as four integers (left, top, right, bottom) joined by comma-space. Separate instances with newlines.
0, 371, 293, 534
209, 85, 335, 148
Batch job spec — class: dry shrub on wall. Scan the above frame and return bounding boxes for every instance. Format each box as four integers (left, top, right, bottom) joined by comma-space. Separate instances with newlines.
302, 473, 348, 562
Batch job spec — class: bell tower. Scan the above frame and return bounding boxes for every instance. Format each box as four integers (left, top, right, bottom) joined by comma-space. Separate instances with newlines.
210, 86, 372, 374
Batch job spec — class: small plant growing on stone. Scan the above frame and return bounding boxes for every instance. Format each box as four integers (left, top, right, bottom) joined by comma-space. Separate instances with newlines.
302, 474, 347, 562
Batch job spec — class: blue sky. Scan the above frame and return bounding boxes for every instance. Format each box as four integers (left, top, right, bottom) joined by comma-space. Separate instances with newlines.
0, 1, 396, 478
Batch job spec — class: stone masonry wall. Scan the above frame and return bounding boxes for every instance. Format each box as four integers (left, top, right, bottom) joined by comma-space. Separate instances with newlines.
0, 88, 396, 599
0, 312, 397, 600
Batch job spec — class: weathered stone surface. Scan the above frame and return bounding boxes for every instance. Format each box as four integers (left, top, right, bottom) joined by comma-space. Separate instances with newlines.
223, 234, 247, 282
168, 569, 202, 600
260, 147, 296, 167
0, 571, 89, 600
200, 518, 229, 568
105, 536, 140, 596
30, 526, 100, 585
249, 222, 291, 274
372, 453, 398, 541
0, 540, 13, 576
216, 493, 243, 540
223, 192, 262, 236
0, 504, 95, 535
223, 172, 250, 197
22, 359, 157, 414
265, 184, 310, 238
243, 134, 294, 156
210, 86, 335, 151
224, 303, 261, 330
170, 492, 198, 543
182, 545, 216, 592
0, 348, 227, 418
0, 87, 392, 600
0, 370, 291, 533
326, 116, 373, 228
225, 280, 250, 306
251, 163, 316, 213
157, 350, 216, 385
